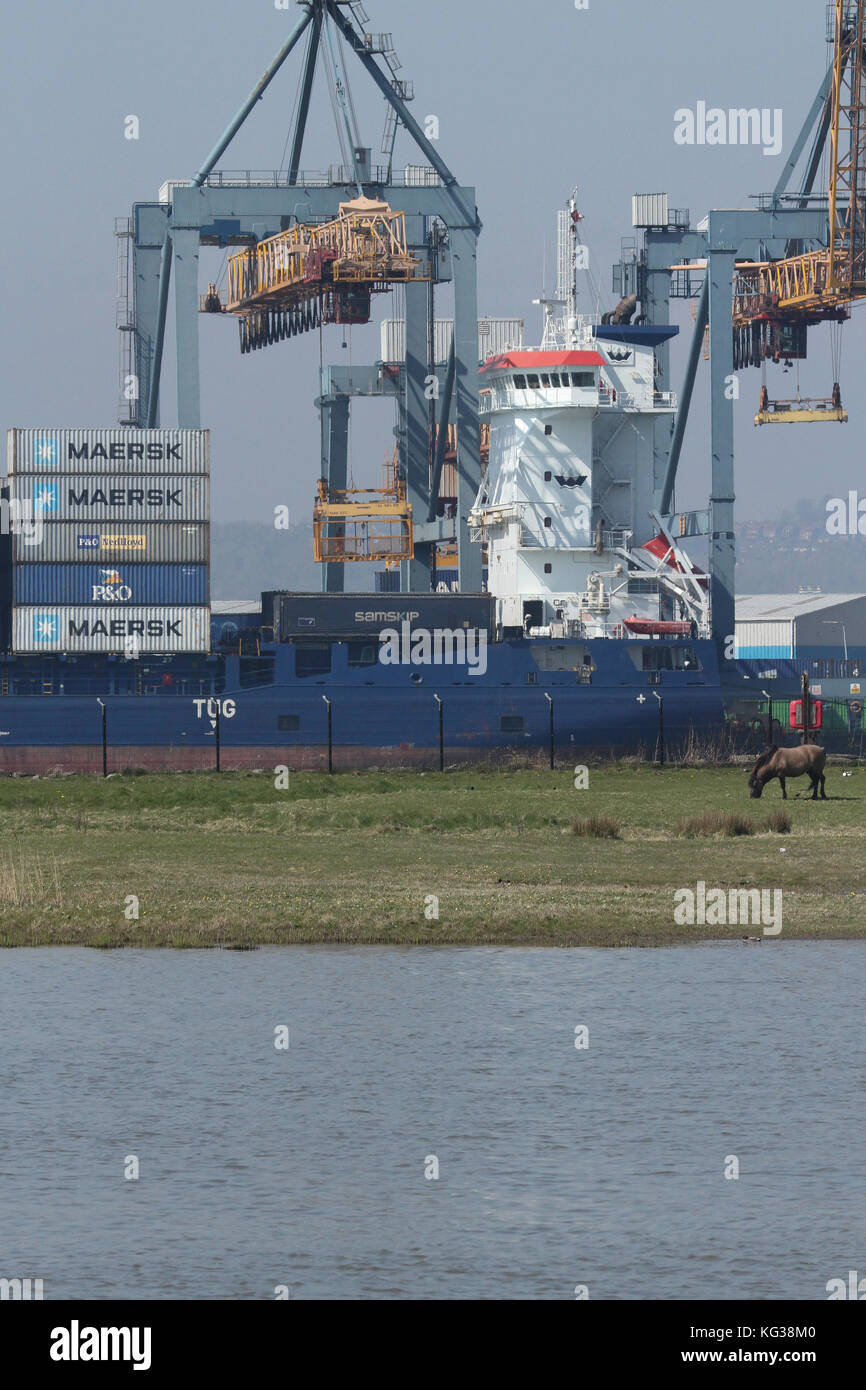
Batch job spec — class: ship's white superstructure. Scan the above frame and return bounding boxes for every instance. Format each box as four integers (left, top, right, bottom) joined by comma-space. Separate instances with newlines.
470, 192, 710, 641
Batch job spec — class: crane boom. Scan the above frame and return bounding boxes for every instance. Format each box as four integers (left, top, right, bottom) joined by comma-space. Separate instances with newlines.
734, 1, 866, 332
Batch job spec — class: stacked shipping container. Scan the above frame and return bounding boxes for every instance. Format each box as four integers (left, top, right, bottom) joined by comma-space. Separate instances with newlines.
5, 429, 211, 653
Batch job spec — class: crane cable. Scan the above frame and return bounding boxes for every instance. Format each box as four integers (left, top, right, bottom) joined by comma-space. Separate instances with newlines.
322, 7, 364, 195
322, 21, 351, 170
277, 30, 309, 179
335, 18, 363, 153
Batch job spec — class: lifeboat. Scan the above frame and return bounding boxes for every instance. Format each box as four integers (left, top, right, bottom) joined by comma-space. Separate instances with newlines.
641, 535, 708, 587
623, 618, 694, 636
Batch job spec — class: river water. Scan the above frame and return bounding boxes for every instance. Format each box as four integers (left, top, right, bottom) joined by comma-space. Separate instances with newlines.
0, 943, 862, 1300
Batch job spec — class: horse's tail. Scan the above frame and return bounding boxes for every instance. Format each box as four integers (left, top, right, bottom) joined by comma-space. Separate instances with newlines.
749, 745, 778, 781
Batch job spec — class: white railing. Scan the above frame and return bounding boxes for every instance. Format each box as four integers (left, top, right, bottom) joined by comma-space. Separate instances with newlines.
598, 389, 636, 409
603, 530, 633, 550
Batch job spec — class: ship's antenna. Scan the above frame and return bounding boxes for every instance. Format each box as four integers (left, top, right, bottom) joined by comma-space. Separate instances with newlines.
564, 187, 583, 345
536, 187, 582, 349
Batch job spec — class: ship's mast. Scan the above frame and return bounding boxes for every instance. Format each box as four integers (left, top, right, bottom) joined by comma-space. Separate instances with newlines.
537, 188, 583, 347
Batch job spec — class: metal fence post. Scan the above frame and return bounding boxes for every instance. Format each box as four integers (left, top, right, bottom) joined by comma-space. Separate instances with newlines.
322, 695, 333, 774
434, 694, 443, 772
96, 698, 107, 778
544, 691, 554, 770
653, 691, 665, 766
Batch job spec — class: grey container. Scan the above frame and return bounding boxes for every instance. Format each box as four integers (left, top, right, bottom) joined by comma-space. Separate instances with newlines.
13, 605, 210, 654
274, 591, 495, 639
7, 428, 210, 475
12, 521, 210, 564
10, 475, 209, 522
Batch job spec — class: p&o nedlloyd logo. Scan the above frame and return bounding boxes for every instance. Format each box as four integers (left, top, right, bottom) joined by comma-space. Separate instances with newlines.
91, 569, 133, 602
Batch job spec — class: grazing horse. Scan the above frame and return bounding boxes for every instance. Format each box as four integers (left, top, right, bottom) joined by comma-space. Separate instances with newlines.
748, 744, 827, 800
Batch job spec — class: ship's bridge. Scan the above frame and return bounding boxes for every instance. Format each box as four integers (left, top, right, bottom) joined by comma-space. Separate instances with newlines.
479, 348, 676, 413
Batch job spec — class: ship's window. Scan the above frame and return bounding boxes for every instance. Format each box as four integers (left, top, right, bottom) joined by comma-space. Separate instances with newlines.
544, 424, 553, 435
571, 371, 595, 387
347, 641, 377, 668
527, 374, 541, 388
630, 645, 702, 673
544, 516, 552, 528
500, 715, 525, 733
295, 643, 332, 677
278, 714, 300, 731
534, 642, 592, 671
513, 374, 527, 389
544, 563, 552, 574
240, 658, 275, 689
544, 470, 552, 481
627, 577, 661, 595
541, 374, 551, 387
549, 374, 561, 387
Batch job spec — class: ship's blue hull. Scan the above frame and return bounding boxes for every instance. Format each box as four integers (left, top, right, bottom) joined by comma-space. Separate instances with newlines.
0, 637, 725, 769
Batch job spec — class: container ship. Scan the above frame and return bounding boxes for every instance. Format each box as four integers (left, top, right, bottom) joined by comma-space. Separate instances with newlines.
0, 200, 732, 772
4, 0, 864, 771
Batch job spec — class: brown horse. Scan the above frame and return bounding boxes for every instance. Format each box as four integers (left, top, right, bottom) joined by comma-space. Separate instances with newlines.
748, 744, 827, 800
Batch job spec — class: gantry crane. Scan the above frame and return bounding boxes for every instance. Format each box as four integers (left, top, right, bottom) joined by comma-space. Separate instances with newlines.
121, 0, 483, 593
733, 0, 866, 422
611, 2, 866, 651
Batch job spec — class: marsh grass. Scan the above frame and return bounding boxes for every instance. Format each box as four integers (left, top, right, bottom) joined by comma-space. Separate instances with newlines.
571, 815, 622, 839
0, 850, 64, 907
676, 812, 755, 838
0, 767, 862, 945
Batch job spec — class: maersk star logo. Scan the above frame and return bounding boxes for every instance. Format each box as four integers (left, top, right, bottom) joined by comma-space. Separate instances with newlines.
33, 483, 58, 512
33, 437, 59, 468
34, 613, 60, 643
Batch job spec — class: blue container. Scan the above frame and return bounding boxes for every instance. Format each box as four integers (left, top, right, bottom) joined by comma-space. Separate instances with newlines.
13, 562, 209, 606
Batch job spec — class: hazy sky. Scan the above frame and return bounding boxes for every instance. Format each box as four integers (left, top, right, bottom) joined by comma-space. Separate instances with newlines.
1, 0, 859, 533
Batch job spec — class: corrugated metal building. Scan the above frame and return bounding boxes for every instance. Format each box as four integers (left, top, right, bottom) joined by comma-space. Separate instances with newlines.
735, 593, 866, 658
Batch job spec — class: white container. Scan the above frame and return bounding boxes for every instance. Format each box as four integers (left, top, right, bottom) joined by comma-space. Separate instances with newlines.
11, 522, 210, 564
13, 606, 210, 654
10, 475, 209, 522
734, 619, 795, 659
7, 428, 210, 475
379, 318, 524, 364
632, 193, 669, 228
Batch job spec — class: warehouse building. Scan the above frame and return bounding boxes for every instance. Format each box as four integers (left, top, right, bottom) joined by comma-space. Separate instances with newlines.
735, 593, 866, 660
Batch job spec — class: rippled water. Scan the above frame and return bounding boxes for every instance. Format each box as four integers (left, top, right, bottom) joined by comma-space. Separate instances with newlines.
0, 943, 862, 1300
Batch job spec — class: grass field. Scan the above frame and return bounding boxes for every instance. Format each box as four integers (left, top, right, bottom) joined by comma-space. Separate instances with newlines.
0, 763, 863, 947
